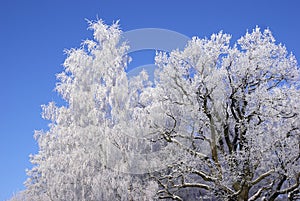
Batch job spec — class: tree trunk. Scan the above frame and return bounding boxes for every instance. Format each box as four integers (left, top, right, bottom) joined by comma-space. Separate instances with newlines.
237, 185, 249, 201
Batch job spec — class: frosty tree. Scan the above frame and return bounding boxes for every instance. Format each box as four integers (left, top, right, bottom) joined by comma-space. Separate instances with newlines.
21, 20, 299, 201
24, 20, 158, 201
144, 28, 300, 201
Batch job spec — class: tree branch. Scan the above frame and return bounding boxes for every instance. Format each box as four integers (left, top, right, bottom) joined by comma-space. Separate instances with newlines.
173, 182, 210, 190
251, 169, 274, 186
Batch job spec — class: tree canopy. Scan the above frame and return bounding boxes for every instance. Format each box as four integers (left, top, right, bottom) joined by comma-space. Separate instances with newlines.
17, 20, 300, 201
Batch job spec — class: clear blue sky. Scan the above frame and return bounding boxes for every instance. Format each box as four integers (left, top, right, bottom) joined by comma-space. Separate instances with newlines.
0, 0, 300, 200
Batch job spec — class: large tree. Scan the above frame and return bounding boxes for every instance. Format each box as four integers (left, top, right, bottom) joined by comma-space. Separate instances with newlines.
143, 28, 300, 200
22, 20, 299, 201
24, 20, 158, 201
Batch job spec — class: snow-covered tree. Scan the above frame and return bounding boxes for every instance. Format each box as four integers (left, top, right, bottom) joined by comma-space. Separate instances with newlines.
21, 19, 299, 201
140, 28, 300, 200
24, 20, 158, 201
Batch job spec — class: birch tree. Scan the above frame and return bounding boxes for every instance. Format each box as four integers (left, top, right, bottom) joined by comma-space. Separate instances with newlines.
24, 20, 157, 201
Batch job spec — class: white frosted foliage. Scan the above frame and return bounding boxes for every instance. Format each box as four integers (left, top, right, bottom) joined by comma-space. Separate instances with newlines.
16, 21, 299, 201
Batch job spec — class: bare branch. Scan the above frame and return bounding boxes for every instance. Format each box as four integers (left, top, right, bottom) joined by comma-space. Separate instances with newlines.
173, 182, 210, 190
191, 169, 217, 182
251, 169, 274, 186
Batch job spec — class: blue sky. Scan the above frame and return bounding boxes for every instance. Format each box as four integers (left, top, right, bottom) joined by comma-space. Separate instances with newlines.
0, 0, 300, 200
